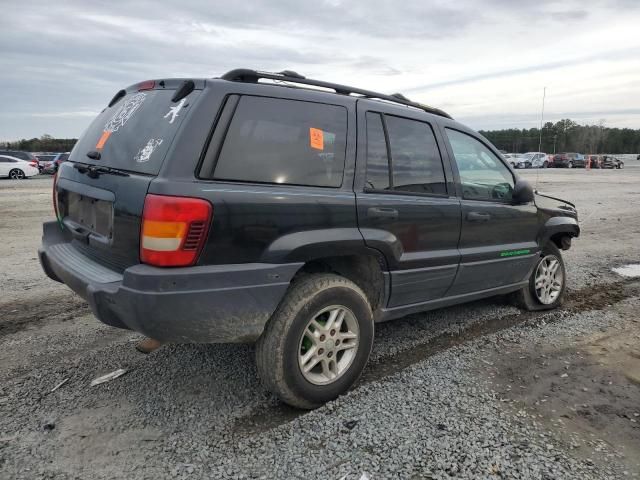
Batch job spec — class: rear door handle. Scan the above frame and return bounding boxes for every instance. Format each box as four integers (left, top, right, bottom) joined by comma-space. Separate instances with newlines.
367, 207, 399, 219
467, 211, 491, 222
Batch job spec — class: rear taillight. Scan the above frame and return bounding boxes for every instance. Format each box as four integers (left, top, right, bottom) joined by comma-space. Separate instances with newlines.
140, 194, 212, 267
29, 160, 38, 167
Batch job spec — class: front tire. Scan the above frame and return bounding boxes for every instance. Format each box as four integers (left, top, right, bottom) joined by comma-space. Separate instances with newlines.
512, 243, 566, 311
567, 161, 573, 168
256, 273, 374, 409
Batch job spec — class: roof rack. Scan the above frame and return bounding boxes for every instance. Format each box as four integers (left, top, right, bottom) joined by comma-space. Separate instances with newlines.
220, 68, 452, 119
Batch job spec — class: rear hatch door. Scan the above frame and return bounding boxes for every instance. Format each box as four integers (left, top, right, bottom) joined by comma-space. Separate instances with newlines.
55, 80, 202, 270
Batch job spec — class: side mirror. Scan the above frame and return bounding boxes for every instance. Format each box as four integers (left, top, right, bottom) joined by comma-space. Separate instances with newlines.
512, 177, 534, 204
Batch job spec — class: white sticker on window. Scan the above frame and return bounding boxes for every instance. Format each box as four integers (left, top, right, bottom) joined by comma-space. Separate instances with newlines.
134, 138, 163, 163
104, 92, 147, 133
164, 98, 185, 124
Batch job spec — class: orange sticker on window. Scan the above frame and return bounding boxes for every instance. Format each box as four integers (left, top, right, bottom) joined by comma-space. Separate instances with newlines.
95, 130, 112, 149
309, 128, 324, 150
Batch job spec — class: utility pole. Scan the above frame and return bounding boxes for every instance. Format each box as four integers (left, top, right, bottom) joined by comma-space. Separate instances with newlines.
553, 134, 557, 154
538, 87, 546, 153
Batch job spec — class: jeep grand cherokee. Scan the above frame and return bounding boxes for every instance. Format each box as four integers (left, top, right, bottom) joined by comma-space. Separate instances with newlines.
39, 69, 580, 408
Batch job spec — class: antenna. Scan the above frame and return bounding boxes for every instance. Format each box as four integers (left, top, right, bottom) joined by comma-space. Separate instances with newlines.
535, 87, 546, 192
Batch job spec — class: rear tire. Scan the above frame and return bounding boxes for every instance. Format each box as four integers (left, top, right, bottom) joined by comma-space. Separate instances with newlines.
9, 169, 25, 180
542, 161, 548, 168
512, 243, 566, 311
255, 273, 374, 409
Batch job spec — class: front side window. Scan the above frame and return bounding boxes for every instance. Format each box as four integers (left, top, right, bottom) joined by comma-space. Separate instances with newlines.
213, 96, 347, 187
446, 129, 514, 202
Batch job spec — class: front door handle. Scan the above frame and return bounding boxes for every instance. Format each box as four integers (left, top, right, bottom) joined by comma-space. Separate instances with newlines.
467, 211, 491, 222
368, 207, 399, 219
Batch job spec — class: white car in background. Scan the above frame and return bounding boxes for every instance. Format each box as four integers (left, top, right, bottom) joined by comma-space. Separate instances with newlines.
505, 154, 532, 169
522, 152, 550, 168
503, 153, 520, 168
0, 155, 40, 179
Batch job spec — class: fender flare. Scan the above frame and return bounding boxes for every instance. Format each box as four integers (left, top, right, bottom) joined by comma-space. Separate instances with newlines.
260, 228, 385, 264
539, 216, 580, 248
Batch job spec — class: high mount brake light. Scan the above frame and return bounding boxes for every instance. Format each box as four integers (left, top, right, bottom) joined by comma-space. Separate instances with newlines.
137, 80, 156, 91
140, 194, 212, 267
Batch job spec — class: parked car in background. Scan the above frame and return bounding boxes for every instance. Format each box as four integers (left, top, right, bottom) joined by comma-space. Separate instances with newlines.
502, 153, 519, 168
552, 152, 585, 168
0, 155, 40, 179
34, 153, 57, 172
601, 155, 624, 169
0, 150, 39, 165
35, 153, 57, 165
585, 155, 602, 168
43, 152, 70, 174
511, 154, 532, 169
522, 152, 549, 168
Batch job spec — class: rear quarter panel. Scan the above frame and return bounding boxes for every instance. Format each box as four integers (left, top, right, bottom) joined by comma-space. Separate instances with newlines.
151, 81, 360, 265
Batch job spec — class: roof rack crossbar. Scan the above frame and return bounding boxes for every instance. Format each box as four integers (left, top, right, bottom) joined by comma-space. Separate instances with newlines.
220, 68, 452, 119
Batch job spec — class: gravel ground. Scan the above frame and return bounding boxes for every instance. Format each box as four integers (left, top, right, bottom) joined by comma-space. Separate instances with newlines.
1, 167, 639, 479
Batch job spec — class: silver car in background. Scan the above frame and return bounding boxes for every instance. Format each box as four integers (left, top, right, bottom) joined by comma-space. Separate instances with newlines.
523, 152, 550, 168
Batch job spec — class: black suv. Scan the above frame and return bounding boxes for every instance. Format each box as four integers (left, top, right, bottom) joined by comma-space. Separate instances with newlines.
552, 152, 585, 168
39, 69, 580, 408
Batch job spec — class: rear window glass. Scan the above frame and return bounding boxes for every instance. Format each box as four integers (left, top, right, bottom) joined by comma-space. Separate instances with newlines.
70, 89, 199, 175
212, 96, 347, 187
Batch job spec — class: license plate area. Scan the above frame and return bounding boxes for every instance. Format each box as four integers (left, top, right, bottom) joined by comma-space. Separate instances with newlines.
65, 191, 114, 239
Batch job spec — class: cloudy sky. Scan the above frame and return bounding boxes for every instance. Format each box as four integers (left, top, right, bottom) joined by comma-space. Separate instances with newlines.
1, 0, 639, 140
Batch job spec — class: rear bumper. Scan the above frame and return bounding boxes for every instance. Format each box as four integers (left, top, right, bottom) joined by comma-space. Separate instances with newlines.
39, 221, 302, 343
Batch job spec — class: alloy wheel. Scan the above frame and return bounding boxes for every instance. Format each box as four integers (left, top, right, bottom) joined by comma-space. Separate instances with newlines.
9, 169, 25, 179
298, 305, 359, 385
534, 255, 564, 304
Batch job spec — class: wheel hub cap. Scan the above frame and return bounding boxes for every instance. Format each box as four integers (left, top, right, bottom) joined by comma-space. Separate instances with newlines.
534, 255, 564, 304
298, 305, 359, 385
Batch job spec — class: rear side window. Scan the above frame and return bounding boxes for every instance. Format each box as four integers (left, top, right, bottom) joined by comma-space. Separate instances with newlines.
365, 112, 390, 190
212, 96, 347, 187
385, 116, 447, 195
364, 113, 447, 196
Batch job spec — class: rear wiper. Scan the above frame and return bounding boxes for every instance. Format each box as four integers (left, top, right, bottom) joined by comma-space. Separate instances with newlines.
73, 163, 130, 178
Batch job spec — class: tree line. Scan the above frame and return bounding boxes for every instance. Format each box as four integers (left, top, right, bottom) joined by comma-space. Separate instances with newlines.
479, 119, 640, 154
2, 119, 640, 155
1, 135, 76, 153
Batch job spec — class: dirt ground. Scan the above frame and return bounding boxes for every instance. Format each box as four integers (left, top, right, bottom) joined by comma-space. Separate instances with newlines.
1, 167, 640, 479
482, 281, 640, 474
